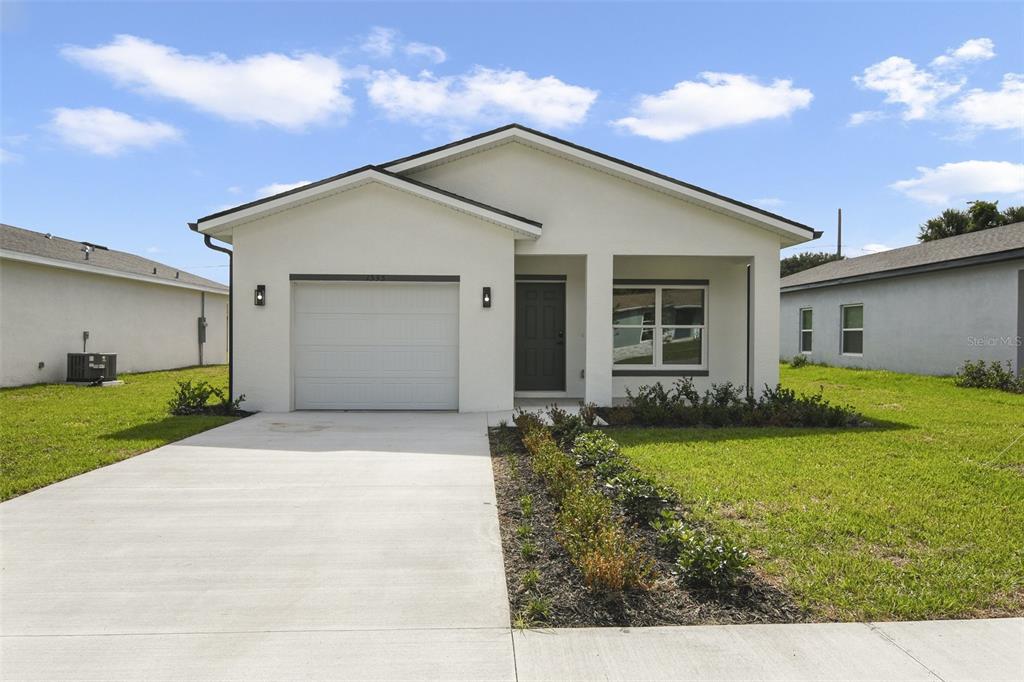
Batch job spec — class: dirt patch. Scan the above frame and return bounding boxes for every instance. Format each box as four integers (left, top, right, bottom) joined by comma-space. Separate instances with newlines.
490, 427, 805, 627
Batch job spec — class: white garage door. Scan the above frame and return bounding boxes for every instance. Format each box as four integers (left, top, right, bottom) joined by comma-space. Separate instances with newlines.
293, 282, 459, 410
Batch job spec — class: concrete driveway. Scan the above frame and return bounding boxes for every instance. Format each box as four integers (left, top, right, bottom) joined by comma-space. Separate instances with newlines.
0, 412, 514, 680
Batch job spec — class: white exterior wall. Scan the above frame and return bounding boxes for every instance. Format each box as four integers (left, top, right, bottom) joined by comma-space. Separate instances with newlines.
779, 260, 1023, 375
231, 182, 515, 413
0, 258, 228, 387
409, 141, 783, 399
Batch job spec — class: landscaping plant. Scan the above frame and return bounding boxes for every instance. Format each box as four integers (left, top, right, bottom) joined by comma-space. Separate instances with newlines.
954, 359, 1023, 394
168, 379, 246, 416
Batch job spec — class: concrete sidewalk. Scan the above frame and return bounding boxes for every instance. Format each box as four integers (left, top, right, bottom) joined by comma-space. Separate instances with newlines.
514, 619, 1023, 681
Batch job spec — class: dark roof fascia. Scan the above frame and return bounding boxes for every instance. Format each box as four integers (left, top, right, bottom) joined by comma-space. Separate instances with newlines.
381, 123, 818, 237
195, 164, 541, 229
196, 165, 376, 224
780, 247, 1024, 293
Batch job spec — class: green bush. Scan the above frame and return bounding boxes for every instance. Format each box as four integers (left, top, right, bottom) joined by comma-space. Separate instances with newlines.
571, 431, 620, 467
954, 360, 1023, 393
605, 470, 677, 521
674, 528, 750, 590
547, 404, 591, 448
611, 378, 863, 428
168, 380, 246, 416
789, 354, 808, 368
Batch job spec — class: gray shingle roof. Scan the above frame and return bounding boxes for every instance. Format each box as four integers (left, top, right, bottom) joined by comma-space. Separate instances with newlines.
0, 223, 228, 292
781, 222, 1024, 290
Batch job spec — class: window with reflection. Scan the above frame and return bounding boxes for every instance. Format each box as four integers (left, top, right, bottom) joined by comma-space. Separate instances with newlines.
613, 285, 707, 368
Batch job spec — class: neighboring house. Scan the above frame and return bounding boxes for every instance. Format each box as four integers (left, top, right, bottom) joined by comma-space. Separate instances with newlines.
192, 124, 819, 413
780, 223, 1023, 376
1, 224, 229, 387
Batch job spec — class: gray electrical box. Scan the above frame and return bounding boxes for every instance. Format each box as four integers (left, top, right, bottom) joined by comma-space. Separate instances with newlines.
197, 316, 207, 343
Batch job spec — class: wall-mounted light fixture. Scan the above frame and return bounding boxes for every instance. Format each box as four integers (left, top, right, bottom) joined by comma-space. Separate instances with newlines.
482, 286, 492, 308
254, 284, 266, 306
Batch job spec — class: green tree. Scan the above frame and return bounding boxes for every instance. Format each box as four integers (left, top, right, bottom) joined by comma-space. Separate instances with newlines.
780, 251, 844, 278
918, 200, 1023, 242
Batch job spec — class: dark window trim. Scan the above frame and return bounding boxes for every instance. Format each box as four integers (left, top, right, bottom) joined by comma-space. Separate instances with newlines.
612, 369, 710, 377
515, 274, 567, 281
290, 274, 460, 282
613, 278, 710, 286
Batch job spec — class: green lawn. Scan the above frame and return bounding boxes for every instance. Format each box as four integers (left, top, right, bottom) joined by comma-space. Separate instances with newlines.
614, 365, 1024, 621
1, 365, 237, 501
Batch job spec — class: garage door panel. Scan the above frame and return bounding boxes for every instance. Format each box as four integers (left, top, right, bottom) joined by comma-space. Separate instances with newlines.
294, 346, 458, 377
293, 283, 459, 410
295, 377, 458, 410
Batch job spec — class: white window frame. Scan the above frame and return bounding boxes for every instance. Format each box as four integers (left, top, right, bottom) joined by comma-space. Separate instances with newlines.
612, 284, 708, 370
799, 307, 813, 354
840, 303, 864, 357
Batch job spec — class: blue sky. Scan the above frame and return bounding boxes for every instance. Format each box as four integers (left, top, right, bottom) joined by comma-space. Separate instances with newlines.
2, 1, 1022, 284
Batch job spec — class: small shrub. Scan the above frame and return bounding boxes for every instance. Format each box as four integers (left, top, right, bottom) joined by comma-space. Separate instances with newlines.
168, 380, 246, 416
520, 539, 539, 560
576, 525, 656, 592
650, 510, 688, 551
519, 495, 534, 519
571, 431, 620, 467
594, 455, 631, 481
515, 523, 532, 539
954, 360, 1023, 393
601, 405, 636, 426
789, 354, 809, 368
513, 409, 545, 433
521, 569, 541, 590
606, 470, 676, 521
578, 402, 598, 427
626, 382, 676, 425
547, 404, 591, 449
674, 528, 750, 590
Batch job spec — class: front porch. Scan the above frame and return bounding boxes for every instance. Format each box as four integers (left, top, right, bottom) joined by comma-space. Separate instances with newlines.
512, 253, 779, 406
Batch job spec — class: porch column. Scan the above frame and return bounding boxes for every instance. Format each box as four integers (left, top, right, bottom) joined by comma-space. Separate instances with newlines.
750, 253, 781, 395
584, 253, 614, 405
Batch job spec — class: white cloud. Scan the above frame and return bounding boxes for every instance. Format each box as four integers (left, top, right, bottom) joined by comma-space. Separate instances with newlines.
226, 185, 242, 195
952, 73, 1024, 132
361, 27, 397, 58
404, 42, 446, 64
861, 243, 893, 254
62, 35, 351, 130
848, 110, 887, 126
890, 160, 1024, 204
368, 67, 598, 130
49, 107, 181, 156
931, 38, 996, 69
754, 197, 786, 208
257, 180, 312, 197
611, 72, 813, 141
145, 246, 162, 254
0, 147, 21, 164
853, 56, 961, 120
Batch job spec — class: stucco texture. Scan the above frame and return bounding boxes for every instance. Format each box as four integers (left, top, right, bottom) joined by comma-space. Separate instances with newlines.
1, 259, 227, 386
780, 260, 1023, 375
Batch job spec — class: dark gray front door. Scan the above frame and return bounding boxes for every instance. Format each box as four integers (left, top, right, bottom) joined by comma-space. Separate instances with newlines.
515, 282, 566, 391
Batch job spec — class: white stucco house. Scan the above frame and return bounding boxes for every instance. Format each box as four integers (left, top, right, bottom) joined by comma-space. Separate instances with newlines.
781, 222, 1023, 376
192, 124, 819, 413
1, 224, 228, 387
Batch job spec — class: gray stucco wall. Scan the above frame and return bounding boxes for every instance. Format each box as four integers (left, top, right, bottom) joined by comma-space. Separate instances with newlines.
780, 259, 1023, 376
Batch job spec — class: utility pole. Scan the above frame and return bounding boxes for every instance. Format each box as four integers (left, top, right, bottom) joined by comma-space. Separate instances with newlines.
837, 208, 843, 258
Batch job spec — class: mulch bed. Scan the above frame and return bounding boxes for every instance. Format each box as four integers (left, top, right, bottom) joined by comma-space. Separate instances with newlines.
489, 426, 806, 627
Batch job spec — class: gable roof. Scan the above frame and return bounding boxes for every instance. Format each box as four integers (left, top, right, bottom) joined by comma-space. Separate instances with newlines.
195, 165, 542, 240
382, 123, 821, 246
780, 222, 1024, 292
1, 223, 228, 294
